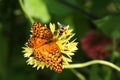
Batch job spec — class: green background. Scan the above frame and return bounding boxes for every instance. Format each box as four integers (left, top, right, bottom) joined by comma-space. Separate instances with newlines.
0, 0, 120, 80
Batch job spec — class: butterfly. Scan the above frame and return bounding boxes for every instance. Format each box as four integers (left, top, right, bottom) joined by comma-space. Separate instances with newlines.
27, 22, 62, 73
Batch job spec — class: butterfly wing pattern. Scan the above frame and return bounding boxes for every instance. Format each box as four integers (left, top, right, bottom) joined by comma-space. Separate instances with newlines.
28, 22, 62, 73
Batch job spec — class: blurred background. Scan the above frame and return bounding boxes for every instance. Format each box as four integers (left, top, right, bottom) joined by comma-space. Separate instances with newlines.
0, 0, 120, 80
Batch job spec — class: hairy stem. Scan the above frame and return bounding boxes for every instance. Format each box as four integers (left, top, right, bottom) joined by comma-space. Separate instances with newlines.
64, 60, 120, 72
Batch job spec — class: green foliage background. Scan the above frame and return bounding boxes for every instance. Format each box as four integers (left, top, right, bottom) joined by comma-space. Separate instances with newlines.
0, 0, 120, 80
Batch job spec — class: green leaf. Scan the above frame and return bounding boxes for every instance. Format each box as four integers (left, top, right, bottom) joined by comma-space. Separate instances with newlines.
89, 0, 112, 16
24, 0, 50, 23
94, 15, 120, 39
113, 0, 120, 11
113, 51, 120, 58
44, 0, 73, 15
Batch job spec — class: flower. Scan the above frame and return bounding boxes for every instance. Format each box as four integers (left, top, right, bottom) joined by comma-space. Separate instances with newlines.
80, 30, 112, 59
22, 22, 78, 72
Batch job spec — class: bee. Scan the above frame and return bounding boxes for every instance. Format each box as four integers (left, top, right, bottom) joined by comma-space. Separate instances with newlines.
57, 22, 69, 35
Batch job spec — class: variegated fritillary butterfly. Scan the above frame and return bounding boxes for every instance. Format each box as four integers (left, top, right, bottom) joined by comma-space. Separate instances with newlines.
28, 22, 62, 73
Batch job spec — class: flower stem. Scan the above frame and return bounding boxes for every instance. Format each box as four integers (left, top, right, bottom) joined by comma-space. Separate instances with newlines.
105, 39, 117, 80
19, 0, 34, 24
70, 69, 86, 80
64, 60, 120, 72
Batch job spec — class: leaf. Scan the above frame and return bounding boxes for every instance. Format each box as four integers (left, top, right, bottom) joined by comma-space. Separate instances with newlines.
24, 0, 50, 23
44, 0, 73, 15
94, 15, 120, 39
113, 0, 120, 11
88, 0, 112, 16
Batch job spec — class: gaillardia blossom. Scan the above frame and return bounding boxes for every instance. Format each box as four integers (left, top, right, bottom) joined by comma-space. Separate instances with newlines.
22, 22, 78, 73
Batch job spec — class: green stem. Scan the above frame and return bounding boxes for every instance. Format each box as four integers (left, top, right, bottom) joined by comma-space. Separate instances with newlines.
70, 69, 86, 80
105, 39, 117, 80
64, 60, 120, 72
19, 0, 34, 24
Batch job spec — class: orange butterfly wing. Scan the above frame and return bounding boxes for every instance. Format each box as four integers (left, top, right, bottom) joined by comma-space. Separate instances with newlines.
32, 22, 53, 40
34, 42, 62, 72
28, 22, 62, 73
28, 37, 47, 48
